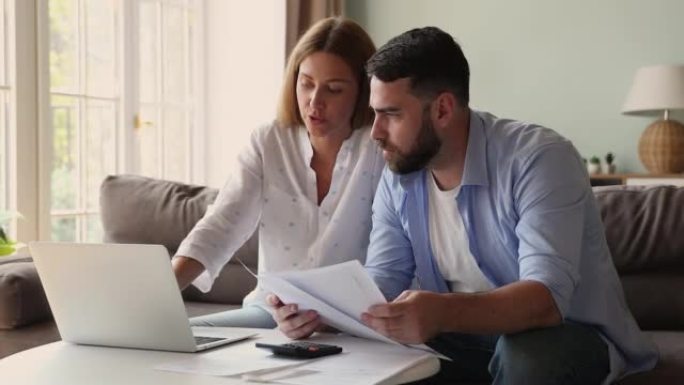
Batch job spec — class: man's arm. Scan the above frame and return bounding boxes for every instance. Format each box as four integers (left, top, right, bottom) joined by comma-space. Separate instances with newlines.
364, 167, 416, 300
363, 280, 560, 344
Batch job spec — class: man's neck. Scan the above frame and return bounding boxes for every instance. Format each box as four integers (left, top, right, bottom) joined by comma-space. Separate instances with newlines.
429, 109, 470, 191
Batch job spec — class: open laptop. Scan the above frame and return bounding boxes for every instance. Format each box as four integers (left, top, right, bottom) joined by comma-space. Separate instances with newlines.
28, 242, 256, 352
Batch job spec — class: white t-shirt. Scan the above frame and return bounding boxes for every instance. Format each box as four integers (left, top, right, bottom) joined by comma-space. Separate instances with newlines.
175, 122, 385, 304
427, 173, 492, 293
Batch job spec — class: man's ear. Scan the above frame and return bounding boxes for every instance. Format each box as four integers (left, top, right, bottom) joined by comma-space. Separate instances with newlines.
433, 92, 457, 125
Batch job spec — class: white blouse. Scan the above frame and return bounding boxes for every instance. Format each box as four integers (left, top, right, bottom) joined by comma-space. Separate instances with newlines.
175, 122, 385, 305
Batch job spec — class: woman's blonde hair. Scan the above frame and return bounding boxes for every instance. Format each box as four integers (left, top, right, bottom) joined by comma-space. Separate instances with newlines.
276, 17, 376, 130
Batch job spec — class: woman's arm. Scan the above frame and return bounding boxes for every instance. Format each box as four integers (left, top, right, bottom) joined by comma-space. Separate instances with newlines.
172, 256, 206, 290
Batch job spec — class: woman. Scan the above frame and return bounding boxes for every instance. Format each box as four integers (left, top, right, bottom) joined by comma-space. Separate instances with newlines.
172, 17, 383, 329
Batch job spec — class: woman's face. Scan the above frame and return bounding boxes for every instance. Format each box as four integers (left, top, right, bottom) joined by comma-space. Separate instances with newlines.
296, 52, 359, 140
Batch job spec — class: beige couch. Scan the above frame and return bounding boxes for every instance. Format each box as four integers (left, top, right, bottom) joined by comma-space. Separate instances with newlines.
1, 175, 682, 384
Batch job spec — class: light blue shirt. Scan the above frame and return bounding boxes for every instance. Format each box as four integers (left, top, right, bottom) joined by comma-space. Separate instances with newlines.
365, 110, 658, 382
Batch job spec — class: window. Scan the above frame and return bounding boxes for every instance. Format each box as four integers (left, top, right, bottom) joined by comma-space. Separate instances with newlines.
136, 0, 199, 182
45, 0, 203, 241
48, 0, 119, 241
0, 0, 11, 219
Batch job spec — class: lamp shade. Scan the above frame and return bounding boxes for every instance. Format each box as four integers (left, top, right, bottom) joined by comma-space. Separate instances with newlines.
622, 64, 684, 115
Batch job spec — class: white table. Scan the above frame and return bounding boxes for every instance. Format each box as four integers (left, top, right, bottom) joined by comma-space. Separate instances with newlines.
0, 328, 440, 384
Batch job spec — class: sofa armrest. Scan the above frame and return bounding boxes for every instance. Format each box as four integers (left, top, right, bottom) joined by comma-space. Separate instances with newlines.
0, 260, 52, 329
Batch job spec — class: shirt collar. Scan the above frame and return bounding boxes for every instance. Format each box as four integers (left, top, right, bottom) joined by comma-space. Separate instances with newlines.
460, 110, 489, 187
298, 126, 360, 165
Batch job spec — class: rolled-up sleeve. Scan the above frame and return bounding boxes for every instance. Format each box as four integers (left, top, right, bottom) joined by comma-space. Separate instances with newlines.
365, 168, 415, 300
174, 128, 264, 292
513, 143, 588, 317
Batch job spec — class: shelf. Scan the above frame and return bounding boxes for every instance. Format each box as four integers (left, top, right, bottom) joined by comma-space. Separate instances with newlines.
590, 173, 684, 187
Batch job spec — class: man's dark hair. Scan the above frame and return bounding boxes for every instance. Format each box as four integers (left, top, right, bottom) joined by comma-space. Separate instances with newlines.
366, 26, 469, 106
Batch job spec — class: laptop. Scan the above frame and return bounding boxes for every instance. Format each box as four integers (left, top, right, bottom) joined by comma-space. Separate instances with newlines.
28, 241, 256, 352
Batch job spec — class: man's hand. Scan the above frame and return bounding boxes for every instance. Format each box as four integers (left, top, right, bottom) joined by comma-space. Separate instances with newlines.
267, 294, 322, 339
361, 290, 445, 344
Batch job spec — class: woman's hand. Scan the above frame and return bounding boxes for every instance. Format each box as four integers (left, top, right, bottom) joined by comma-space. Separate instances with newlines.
267, 294, 322, 339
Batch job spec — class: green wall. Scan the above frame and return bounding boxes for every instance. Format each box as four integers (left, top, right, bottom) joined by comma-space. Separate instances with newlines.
347, 0, 684, 172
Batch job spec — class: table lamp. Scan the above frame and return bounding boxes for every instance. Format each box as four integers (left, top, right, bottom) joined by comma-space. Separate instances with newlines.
622, 64, 684, 173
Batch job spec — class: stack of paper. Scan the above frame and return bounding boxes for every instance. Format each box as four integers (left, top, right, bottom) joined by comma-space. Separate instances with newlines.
260, 260, 440, 356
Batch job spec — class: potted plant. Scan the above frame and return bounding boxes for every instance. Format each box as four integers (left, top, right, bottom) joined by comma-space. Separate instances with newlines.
0, 211, 24, 256
605, 152, 617, 174
587, 156, 602, 175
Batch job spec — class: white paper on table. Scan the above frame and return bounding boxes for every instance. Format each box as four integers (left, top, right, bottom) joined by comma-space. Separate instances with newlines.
258, 260, 447, 359
250, 351, 434, 385
155, 355, 300, 377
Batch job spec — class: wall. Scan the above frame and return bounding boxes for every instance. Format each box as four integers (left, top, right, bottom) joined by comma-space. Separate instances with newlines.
203, 0, 285, 188
347, 0, 684, 173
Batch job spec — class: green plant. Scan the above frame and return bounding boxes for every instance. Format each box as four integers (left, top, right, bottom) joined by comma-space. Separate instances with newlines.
0, 212, 24, 256
589, 156, 601, 165
605, 152, 615, 165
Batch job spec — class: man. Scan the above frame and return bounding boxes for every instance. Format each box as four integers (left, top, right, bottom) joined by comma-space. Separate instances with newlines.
356, 27, 657, 384
270, 26, 657, 384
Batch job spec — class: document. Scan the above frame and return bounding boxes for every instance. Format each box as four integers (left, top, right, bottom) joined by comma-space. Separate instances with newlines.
258, 260, 444, 357
156, 337, 317, 377
156, 331, 440, 385
260, 261, 395, 344
248, 351, 434, 385
155, 355, 300, 377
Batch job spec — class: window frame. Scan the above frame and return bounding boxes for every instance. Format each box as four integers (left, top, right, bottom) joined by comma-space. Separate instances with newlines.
36, 0, 205, 241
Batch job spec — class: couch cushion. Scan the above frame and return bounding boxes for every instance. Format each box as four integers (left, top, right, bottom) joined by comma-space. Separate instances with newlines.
100, 174, 220, 254
621, 272, 684, 330
0, 260, 51, 329
617, 331, 684, 384
100, 175, 259, 304
594, 185, 684, 273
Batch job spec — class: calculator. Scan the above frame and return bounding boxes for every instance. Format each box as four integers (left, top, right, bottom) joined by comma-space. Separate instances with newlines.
255, 341, 343, 358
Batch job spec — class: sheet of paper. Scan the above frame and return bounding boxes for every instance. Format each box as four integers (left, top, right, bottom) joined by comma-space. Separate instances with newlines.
276, 260, 387, 320
259, 260, 446, 359
258, 265, 396, 344
156, 342, 316, 378
249, 351, 433, 385
155, 356, 299, 377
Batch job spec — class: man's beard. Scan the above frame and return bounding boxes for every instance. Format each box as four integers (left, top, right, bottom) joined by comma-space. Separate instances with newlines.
378, 107, 442, 175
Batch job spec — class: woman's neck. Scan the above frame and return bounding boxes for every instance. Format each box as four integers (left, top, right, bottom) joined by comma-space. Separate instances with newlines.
308, 126, 353, 163
308, 126, 353, 205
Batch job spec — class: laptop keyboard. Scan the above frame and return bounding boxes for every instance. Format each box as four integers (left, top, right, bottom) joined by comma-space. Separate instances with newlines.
195, 336, 226, 345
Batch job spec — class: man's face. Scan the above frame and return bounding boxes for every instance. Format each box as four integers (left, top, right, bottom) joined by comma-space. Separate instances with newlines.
369, 77, 441, 174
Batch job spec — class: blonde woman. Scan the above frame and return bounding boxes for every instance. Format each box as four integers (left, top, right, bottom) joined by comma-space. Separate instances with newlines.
172, 17, 383, 329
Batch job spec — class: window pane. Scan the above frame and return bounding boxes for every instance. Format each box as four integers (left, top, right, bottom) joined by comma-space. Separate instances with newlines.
187, 6, 194, 98
49, 0, 79, 92
51, 95, 78, 210
162, 108, 187, 182
85, 0, 117, 97
136, 105, 159, 178
51, 216, 76, 242
162, 4, 186, 103
85, 100, 117, 210
0, 91, 6, 213
0, 0, 6, 86
139, 1, 158, 103
85, 214, 102, 242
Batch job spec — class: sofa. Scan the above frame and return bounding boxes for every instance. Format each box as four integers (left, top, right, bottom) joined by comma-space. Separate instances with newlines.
0, 175, 682, 384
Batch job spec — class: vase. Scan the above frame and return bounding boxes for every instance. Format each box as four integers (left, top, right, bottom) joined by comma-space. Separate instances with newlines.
587, 163, 602, 175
